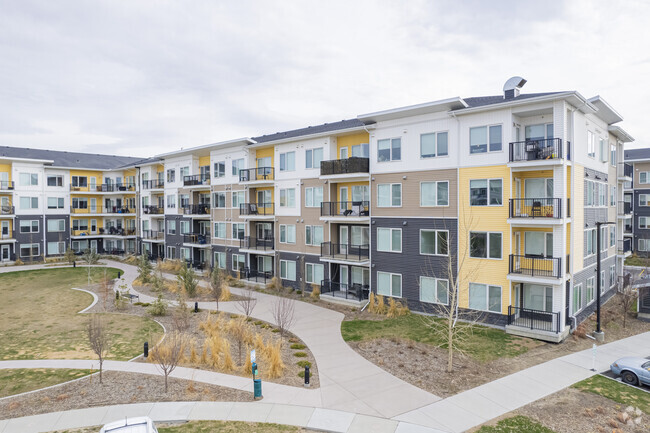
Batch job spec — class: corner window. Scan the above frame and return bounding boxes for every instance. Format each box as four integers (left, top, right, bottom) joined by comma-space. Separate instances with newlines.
377, 183, 401, 207
470, 179, 502, 206
377, 138, 401, 162
421, 181, 449, 206
377, 272, 402, 297
377, 228, 401, 253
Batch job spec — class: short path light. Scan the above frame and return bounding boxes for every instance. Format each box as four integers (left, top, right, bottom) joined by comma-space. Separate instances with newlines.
304, 365, 310, 387
144, 341, 149, 358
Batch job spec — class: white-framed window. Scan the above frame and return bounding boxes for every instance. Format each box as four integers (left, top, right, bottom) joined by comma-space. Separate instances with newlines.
470, 232, 502, 259
20, 243, 39, 257
180, 221, 190, 235
214, 161, 225, 178
47, 197, 64, 209
420, 132, 448, 158
279, 188, 296, 207
46, 175, 63, 187
585, 228, 597, 256
420, 181, 449, 207
19, 220, 39, 233
470, 125, 502, 154
279, 224, 296, 244
279, 151, 295, 171
232, 191, 245, 208
180, 247, 190, 260
600, 226, 608, 252
213, 192, 226, 208
573, 283, 583, 314
306, 148, 324, 169
47, 241, 65, 255
610, 144, 616, 167
640, 172, 650, 184
232, 223, 245, 240
610, 226, 615, 248
600, 270, 606, 293
166, 194, 176, 208
214, 251, 226, 269
305, 187, 323, 208
20, 197, 38, 209
469, 283, 501, 312
586, 181, 594, 206
351, 226, 369, 246
72, 219, 88, 231
640, 217, 650, 229
377, 228, 401, 253
587, 131, 596, 158
420, 276, 449, 305
640, 194, 650, 207
19, 172, 39, 186
166, 169, 175, 183
351, 142, 369, 157
232, 158, 244, 176
352, 185, 369, 202
470, 179, 502, 206
377, 138, 401, 162
599, 183, 607, 207
180, 166, 189, 178
640, 239, 649, 252
586, 277, 595, 304
377, 183, 402, 207
280, 260, 297, 281
420, 230, 449, 256
377, 271, 402, 297
47, 219, 65, 232
232, 253, 245, 271
213, 222, 226, 239
599, 138, 608, 163
305, 225, 324, 246
610, 265, 616, 288
305, 263, 324, 285
167, 220, 176, 235
71, 197, 87, 209
610, 185, 616, 206
166, 246, 176, 259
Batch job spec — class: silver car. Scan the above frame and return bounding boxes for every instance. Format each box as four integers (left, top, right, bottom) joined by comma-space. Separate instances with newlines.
610, 357, 650, 386
100, 416, 159, 433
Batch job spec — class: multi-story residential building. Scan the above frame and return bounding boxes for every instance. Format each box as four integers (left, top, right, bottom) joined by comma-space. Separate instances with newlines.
0, 77, 633, 342
623, 148, 650, 255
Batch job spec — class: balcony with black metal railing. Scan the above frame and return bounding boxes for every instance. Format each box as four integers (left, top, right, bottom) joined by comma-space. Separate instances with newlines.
240, 236, 274, 251
618, 238, 632, 255
0, 204, 14, 215
141, 230, 164, 240
509, 254, 561, 279
320, 279, 369, 301
183, 232, 212, 245
320, 157, 370, 177
509, 198, 562, 219
70, 183, 136, 192
181, 204, 211, 216
239, 202, 274, 216
618, 162, 633, 180
618, 201, 632, 216
142, 205, 164, 215
0, 181, 14, 191
507, 306, 561, 334
142, 179, 165, 189
183, 174, 211, 186
624, 223, 633, 235
321, 201, 370, 218
509, 138, 566, 163
70, 205, 136, 214
239, 167, 274, 183
320, 242, 370, 263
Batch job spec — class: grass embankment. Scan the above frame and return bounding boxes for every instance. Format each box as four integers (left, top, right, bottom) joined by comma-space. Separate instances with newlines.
572, 374, 650, 414
0, 368, 92, 398
474, 416, 556, 433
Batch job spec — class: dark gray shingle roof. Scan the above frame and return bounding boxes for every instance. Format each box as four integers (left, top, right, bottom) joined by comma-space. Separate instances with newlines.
0, 146, 143, 170
625, 148, 650, 161
459, 92, 566, 109
251, 119, 365, 144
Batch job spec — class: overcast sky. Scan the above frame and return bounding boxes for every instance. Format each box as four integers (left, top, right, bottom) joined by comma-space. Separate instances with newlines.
1, 0, 648, 158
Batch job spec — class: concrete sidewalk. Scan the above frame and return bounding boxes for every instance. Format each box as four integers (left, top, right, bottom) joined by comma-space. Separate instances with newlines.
0, 401, 448, 433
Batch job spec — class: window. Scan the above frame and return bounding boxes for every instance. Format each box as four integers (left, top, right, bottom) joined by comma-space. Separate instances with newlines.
19, 173, 39, 186
280, 260, 296, 281
71, 198, 87, 209
20, 220, 39, 233
469, 283, 501, 312
470, 232, 502, 259
279, 188, 296, 207
640, 194, 650, 207
470, 125, 502, 154
586, 181, 594, 206
377, 183, 402, 207
420, 230, 448, 255
610, 185, 616, 206
420, 132, 448, 158
351, 226, 369, 246
213, 222, 226, 238
377, 228, 401, 253
641, 217, 650, 229
610, 265, 616, 288
166, 194, 176, 208
232, 158, 244, 176
232, 223, 245, 240
180, 221, 190, 235
600, 270, 606, 293
610, 144, 616, 167
639, 239, 649, 251
306, 148, 324, 169
47, 197, 64, 209
599, 183, 607, 207
524, 231, 553, 257
420, 277, 449, 305
573, 283, 583, 313
279, 224, 296, 244
167, 220, 176, 235
71, 176, 87, 188
180, 167, 189, 178
600, 227, 608, 251
47, 175, 63, 187
20, 197, 38, 209
587, 131, 596, 158
167, 169, 175, 183
305, 187, 323, 208
231, 191, 245, 208
232, 254, 245, 271
421, 181, 449, 206
180, 247, 190, 260
20, 243, 39, 257
470, 179, 502, 206
586, 277, 595, 304
72, 219, 88, 231
167, 246, 176, 259
377, 272, 402, 297
214, 161, 225, 178
377, 138, 401, 162
47, 241, 65, 255
585, 228, 597, 255
351, 143, 369, 157
213, 192, 226, 208
47, 219, 65, 232
305, 225, 324, 246
610, 226, 615, 248
599, 138, 607, 163
352, 185, 369, 202
279, 151, 295, 171
640, 172, 650, 184
214, 252, 226, 269
305, 263, 324, 285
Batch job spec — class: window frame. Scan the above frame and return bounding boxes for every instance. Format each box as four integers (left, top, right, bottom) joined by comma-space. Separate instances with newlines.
376, 271, 402, 298
47, 175, 63, 187
305, 262, 324, 285
377, 183, 402, 207
213, 222, 226, 239
213, 161, 225, 178
377, 137, 401, 162
420, 180, 450, 207
20, 243, 40, 258
279, 224, 296, 244
468, 282, 502, 313
213, 251, 226, 269
377, 227, 402, 253
419, 229, 449, 256
469, 178, 503, 206
419, 276, 449, 305
420, 131, 449, 159
469, 124, 502, 154
280, 259, 297, 281
305, 147, 324, 169
279, 151, 296, 172
304, 186, 323, 208
279, 188, 296, 208
305, 225, 324, 246
469, 231, 503, 260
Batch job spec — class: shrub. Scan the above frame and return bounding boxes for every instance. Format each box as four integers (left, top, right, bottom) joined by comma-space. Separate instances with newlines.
147, 295, 168, 316
293, 352, 307, 358
220, 285, 231, 301
310, 284, 320, 299
368, 292, 376, 314
177, 263, 198, 297
290, 343, 306, 350
64, 248, 76, 264
376, 295, 386, 315
13, 258, 24, 266
296, 360, 311, 368
298, 371, 305, 378
137, 254, 153, 284
266, 341, 284, 378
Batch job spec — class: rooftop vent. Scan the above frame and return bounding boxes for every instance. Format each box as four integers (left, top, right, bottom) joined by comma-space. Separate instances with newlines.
503, 76, 527, 99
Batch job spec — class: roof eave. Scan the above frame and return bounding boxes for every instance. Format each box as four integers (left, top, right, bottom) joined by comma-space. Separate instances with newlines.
357, 97, 468, 123
248, 124, 370, 148
608, 126, 634, 143
449, 92, 597, 116
155, 138, 255, 159
588, 95, 624, 125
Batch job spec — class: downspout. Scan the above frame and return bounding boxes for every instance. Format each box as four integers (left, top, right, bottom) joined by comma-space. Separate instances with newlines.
450, 110, 461, 326
360, 123, 372, 307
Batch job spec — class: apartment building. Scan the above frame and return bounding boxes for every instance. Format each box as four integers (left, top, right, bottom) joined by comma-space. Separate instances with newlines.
623, 148, 650, 255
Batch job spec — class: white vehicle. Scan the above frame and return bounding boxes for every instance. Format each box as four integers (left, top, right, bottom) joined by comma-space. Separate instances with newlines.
99, 416, 158, 433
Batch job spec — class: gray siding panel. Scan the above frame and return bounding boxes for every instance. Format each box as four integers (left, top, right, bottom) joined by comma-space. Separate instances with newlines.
15, 214, 45, 262
572, 255, 617, 324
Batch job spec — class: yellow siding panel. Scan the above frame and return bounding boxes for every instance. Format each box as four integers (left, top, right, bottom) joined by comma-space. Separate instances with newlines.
337, 132, 369, 158
336, 181, 369, 203
0, 164, 11, 181
573, 164, 584, 272
198, 156, 210, 167
255, 147, 274, 167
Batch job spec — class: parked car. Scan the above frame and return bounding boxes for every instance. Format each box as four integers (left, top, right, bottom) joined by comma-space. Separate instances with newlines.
610, 357, 650, 386
100, 416, 158, 433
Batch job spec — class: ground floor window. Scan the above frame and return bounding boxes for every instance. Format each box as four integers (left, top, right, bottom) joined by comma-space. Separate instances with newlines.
420, 276, 448, 304
214, 251, 226, 269
180, 247, 190, 261
586, 277, 595, 304
573, 283, 583, 314
232, 254, 245, 272
47, 241, 65, 255
377, 271, 402, 297
280, 260, 296, 281
71, 240, 88, 253
469, 283, 501, 313
305, 263, 324, 285
20, 243, 40, 257
167, 246, 176, 259
610, 265, 616, 288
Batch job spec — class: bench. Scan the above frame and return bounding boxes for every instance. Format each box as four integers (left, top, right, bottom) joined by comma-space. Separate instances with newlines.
121, 292, 139, 303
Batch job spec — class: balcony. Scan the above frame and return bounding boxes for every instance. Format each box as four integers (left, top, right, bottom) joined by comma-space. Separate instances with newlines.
142, 180, 164, 189
618, 201, 632, 216
239, 167, 274, 183
320, 157, 370, 177
71, 228, 136, 237
509, 198, 562, 219
239, 203, 274, 217
618, 238, 632, 255
624, 223, 633, 235
241, 267, 274, 284
0, 181, 14, 191
507, 306, 561, 338
0, 205, 14, 215
141, 230, 164, 240
509, 254, 561, 279
70, 184, 135, 192
320, 280, 369, 301
142, 205, 164, 215
618, 162, 633, 181
240, 236, 274, 252
320, 242, 370, 263
509, 138, 565, 163
70, 205, 136, 215
321, 201, 370, 218
181, 204, 211, 216
183, 232, 212, 246
183, 174, 210, 187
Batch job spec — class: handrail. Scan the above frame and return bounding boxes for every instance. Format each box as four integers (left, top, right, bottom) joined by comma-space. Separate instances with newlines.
240, 236, 274, 251
320, 157, 370, 176
142, 180, 165, 189
509, 138, 563, 162
0, 181, 14, 190
507, 306, 560, 333
181, 204, 211, 215
70, 205, 136, 214
239, 167, 275, 182
320, 242, 370, 261
183, 174, 211, 186
509, 254, 561, 278
509, 198, 561, 219
239, 202, 275, 216
321, 201, 370, 217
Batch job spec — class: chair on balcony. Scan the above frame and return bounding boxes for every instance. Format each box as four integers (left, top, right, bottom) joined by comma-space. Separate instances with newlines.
248, 204, 258, 215
351, 202, 362, 216
531, 201, 542, 217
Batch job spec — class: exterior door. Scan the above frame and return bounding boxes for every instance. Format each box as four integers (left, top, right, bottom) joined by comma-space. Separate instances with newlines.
515, 178, 521, 214
339, 187, 348, 214
90, 177, 96, 191
514, 232, 521, 269
339, 226, 349, 255
1, 221, 8, 238
339, 265, 348, 291
340, 147, 348, 159
90, 240, 97, 253
90, 198, 97, 213
1, 245, 9, 261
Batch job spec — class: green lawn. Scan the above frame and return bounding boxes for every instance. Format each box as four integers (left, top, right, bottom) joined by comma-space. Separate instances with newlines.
0, 368, 91, 398
572, 375, 650, 414
474, 416, 556, 433
0, 267, 163, 360
341, 314, 531, 362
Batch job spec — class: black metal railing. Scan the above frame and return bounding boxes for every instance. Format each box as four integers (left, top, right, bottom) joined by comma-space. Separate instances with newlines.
509, 198, 561, 219
70, 183, 136, 192
142, 205, 164, 215
105, 249, 126, 256
320, 242, 370, 262
619, 162, 633, 178
99, 227, 136, 236
618, 201, 632, 215
183, 174, 211, 186
240, 236, 274, 251
509, 138, 563, 162
507, 306, 560, 333
239, 202, 275, 216
320, 279, 369, 300
70, 205, 136, 214
181, 204, 211, 215
242, 267, 273, 284
509, 254, 561, 278
0, 205, 14, 215
184, 259, 207, 270
624, 224, 632, 234
142, 179, 164, 189
239, 167, 274, 182
183, 233, 211, 245
0, 181, 14, 190
141, 230, 164, 240
320, 157, 370, 176
321, 201, 370, 217
618, 238, 632, 254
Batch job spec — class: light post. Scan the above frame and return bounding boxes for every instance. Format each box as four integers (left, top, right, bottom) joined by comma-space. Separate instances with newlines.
595, 221, 615, 342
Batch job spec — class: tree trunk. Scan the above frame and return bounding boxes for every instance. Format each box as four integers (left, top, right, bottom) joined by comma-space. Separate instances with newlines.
447, 315, 453, 373
99, 360, 103, 384
164, 373, 168, 392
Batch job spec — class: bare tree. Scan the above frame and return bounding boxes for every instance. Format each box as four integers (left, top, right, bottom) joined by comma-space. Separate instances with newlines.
236, 287, 258, 317
150, 331, 187, 392
100, 269, 114, 310
299, 256, 306, 297
271, 296, 296, 342
618, 274, 637, 329
228, 316, 251, 364
87, 314, 111, 384
210, 266, 224, 310
171, 293, 192, 333
83, 247, 100, 265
